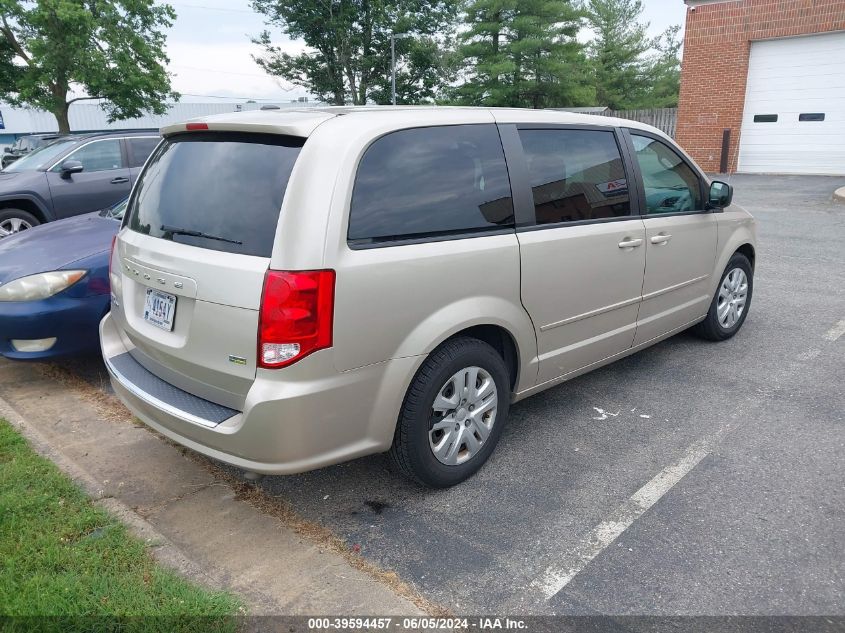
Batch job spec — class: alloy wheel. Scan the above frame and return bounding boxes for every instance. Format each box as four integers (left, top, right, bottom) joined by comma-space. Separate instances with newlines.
0, 217, 33, 237
717, 267, 748, 329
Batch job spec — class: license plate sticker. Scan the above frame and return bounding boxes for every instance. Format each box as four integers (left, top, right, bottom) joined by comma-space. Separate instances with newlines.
143, 288, 177, 331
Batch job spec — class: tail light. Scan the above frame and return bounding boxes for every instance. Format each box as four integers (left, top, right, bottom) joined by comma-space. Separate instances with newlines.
258, 270, 335, 369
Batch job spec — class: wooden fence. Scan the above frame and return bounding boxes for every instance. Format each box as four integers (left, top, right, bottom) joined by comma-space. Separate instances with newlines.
602, 108, 678, 138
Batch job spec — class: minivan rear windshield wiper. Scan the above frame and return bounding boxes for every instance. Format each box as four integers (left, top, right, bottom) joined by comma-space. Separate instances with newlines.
160, 225, 243, 245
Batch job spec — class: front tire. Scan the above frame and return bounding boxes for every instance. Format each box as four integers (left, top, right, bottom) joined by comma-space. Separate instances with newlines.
693, 252, 753, 341
389, 337, 510, 488
0, 209, 40, 237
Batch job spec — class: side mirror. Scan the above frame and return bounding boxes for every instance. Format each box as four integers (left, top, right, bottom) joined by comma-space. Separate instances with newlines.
708, 180, 733, 211
60, 159, 84, 179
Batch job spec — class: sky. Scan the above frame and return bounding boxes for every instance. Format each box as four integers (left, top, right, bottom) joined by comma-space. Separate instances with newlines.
164, 0, 689, 104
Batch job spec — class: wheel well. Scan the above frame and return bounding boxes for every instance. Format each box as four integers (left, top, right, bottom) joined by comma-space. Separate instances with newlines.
0, 199, 47, 223
447, 325, 519, 391
735, 243, 755, 270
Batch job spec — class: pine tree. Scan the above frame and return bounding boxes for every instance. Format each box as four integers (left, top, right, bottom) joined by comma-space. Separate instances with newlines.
643, 25, 682, 108
455, 0, 593, 108
585, 0, 650, 109
586, 0, 681, 109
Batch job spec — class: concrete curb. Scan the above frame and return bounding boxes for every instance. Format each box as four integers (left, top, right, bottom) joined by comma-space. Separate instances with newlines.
834, 186, 845, 203
0, 361, 426, 615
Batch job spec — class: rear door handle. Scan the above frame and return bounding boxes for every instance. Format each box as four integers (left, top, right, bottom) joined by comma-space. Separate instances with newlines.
650, 233, 672, 245
110, 177, 129, 184
618, 238, 643, 249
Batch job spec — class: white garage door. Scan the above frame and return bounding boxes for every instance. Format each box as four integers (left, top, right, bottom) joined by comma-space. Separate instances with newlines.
738, 32, 845, 175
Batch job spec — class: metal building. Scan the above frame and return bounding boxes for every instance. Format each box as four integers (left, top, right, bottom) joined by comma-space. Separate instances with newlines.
0, 100, 318, 147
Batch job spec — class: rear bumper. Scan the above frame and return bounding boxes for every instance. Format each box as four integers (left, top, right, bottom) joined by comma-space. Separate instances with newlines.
100, 312, 420, 475
0, 294, 108, 360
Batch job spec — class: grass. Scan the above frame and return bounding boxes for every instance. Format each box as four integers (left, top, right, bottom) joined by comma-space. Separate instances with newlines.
0, 419, 242, 633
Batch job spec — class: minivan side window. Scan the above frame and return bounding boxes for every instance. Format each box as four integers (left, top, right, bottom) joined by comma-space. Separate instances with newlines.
348, 124, 514, 244
53, 139, 124, 172
517, 128, 631, 225
630, 134, 702, 214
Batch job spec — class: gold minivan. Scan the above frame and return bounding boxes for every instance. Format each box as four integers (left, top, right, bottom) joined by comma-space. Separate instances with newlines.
100, 107, 756, 487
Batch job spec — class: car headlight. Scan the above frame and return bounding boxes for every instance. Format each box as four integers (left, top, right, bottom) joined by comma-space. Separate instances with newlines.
0, 270, 87, 301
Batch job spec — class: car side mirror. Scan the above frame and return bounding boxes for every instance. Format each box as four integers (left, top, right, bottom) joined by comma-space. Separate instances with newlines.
60, 159, 84, 178
708, 180, 733, 211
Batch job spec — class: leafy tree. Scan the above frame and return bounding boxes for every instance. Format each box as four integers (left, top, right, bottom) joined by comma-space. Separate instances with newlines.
643, 24, 681, 108
454, 0, 593, 109
585, 0, 681, 109
251, 0, 460, 105
0, 0, 177, 133
0, 36, 20, 89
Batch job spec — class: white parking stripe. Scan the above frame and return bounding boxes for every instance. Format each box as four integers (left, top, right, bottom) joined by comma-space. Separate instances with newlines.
823, 319, 845, 342
531, 428, 728, 600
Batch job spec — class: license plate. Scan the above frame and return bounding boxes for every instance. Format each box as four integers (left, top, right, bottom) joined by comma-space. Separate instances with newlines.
143, 288, 177, 331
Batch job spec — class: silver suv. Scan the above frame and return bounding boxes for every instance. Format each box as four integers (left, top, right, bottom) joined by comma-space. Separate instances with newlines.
101, 107, 756, 487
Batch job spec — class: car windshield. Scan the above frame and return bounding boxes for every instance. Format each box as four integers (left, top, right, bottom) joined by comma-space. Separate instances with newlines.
3, 138, 77, 172
33, 137, 56, 148
101, 198, 128, 220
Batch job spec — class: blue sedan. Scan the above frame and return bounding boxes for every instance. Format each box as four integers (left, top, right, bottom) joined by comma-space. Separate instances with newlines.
0, 199, 125, 359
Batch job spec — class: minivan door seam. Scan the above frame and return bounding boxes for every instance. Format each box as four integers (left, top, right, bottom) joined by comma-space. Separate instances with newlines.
495, 122, 541, 387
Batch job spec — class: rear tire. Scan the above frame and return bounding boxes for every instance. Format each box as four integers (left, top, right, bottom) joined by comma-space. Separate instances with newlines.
389, 337, 510, 488
0, 208, 40, 237
693, 252, 753, 341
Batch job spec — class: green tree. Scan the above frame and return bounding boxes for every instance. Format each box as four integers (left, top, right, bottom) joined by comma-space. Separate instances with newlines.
585, 0, 681, 109
586, 0, 647, 109
0, 36, 20, 89
252, 0, 460, 105
643, 24, 681, 108
455, 0, 593, 109
0, 0, 177, 134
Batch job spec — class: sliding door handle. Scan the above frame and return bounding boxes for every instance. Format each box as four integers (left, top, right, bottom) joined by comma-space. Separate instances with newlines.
618, 238, 643, 249
650, 233, 672, 245
110, 176, 129, 184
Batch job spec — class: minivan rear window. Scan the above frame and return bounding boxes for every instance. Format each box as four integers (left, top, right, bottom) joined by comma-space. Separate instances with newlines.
127, 132, 303, 257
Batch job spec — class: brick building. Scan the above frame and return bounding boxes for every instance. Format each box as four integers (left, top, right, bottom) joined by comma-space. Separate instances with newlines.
676, 0, 845, 175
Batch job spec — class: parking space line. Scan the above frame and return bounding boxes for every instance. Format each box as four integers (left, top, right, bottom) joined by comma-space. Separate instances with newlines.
823, 319, 845, 342
530, 427, 729, 600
